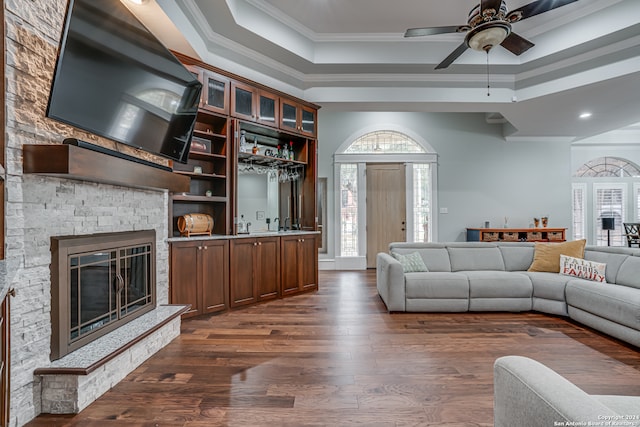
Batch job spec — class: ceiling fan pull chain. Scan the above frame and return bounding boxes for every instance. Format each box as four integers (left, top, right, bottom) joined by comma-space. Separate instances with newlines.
486, 50, 491, 97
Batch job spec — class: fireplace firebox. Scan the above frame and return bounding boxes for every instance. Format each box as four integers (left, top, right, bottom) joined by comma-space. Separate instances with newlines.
50, 230, 156, 360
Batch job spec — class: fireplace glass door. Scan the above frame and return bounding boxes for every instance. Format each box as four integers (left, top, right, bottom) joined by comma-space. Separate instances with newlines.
51, 230, 156, 360
69, 244, 153, 343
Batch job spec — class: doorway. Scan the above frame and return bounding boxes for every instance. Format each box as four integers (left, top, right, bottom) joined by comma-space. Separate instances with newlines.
366, 163, 406, 268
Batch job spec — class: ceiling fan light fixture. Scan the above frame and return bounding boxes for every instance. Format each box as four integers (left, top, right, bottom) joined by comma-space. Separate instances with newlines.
466, 23, 510, 52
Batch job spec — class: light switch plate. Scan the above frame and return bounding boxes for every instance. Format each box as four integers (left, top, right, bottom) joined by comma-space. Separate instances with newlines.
256, 211, 265, 220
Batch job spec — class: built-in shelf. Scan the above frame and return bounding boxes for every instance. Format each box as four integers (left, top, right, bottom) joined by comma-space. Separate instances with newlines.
23, 144, 190, 193
172, 194, 227, 203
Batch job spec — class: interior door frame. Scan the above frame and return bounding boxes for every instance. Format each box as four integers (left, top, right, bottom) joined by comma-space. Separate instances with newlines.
333, 153, 438, 269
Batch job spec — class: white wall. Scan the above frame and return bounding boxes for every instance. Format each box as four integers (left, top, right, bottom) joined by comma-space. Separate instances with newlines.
318, 110, 573, 260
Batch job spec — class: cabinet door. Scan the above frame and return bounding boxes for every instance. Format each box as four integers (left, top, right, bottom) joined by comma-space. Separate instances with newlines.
279, 99, 317, 137
184, 64, 204, 108
299, 105, 316, 137
280, 98, 298, 133
256, 237, 280, 301
256, 90, 279, 127
231, 81, 256, 121
201, 240, 229, 314
202, 71, 229, 115
230, 239, 257, 307
299, 235, 318, 291
170, 242, 200, 318
280, 236, 300, 296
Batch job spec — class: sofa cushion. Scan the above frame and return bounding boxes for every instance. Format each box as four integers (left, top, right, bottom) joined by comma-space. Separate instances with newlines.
392, 251, 429, 272
447, 246, 506, 272
566, 280, 640, 331
390, 246, 451, 272
615, 256, 640, 289
560, 255, 606, 283
464, 271, 532, 299
498, 244, 534, 271
528, 239, 586, 273
405, 272, 469, 299
584, 249, 629, 284
524, 271, 573, 301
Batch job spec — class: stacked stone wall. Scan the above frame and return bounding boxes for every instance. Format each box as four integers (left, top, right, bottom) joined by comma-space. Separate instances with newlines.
4, 1, 172, 424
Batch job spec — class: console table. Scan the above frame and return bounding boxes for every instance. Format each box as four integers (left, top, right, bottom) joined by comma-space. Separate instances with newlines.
466, 227, 566, 242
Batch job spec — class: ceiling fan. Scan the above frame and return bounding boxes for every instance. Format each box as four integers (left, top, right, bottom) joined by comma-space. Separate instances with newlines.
404, 0, 579, 69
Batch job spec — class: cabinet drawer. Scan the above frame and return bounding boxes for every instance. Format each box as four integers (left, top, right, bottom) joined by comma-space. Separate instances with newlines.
503, 232, 519, 242
482, 232, 499, 242
527, 231, 543, 241
548, 231, 564, 241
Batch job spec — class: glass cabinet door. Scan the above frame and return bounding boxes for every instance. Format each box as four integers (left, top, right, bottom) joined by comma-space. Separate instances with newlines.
203, 71, 229, 114
256, 91, 278, 127
300, 106, 316, 136
281, 100, 298, 132
234, 87, 253, 117
231, 82, 256, 121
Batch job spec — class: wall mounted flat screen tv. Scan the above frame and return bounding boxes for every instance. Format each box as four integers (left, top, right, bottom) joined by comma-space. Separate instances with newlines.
46, 0, 202, 164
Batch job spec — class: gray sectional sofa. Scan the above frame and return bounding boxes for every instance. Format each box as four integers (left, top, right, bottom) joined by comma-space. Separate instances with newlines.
494, 355, 640, 426
376, 242, 640, 348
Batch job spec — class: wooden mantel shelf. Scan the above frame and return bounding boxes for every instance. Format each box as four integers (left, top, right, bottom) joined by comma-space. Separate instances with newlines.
23, 144, 190, 193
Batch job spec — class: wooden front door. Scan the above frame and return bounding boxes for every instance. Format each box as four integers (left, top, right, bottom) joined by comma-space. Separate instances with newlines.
366, 163, 406, 268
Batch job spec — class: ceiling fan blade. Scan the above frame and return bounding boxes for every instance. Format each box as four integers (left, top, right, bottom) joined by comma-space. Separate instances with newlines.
404, 26, 465, 38
500, 32, 535, 56
510, 0, 579, 20
435, 42, 469, 70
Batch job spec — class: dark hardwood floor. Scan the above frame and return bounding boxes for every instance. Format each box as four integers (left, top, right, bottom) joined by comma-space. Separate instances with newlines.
28, 270, 640, 426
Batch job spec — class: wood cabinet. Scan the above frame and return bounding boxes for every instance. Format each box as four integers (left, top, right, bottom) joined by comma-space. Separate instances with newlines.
168, 54, 319, 315
280, 234, 318, 296
201, 70, 230, 115
280, 98, 317, 137
170, 240, 229, 318
231, 81, 279, 128
230, 236, 280, 308
170, 111, 231, 236
466, 227, 567, 242
184, 65, 230, 115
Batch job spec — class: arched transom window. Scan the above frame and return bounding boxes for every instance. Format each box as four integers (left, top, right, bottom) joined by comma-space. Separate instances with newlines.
574, 157, 640, 178
345, 131, 426, 154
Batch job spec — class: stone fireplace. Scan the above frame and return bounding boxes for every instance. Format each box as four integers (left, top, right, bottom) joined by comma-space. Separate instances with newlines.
50, 230, 157, 360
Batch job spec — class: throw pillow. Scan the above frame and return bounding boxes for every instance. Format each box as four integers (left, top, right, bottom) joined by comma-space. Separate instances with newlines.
527, 239, 586, 273
559, 254, 606, 283
392, 251, 429, 273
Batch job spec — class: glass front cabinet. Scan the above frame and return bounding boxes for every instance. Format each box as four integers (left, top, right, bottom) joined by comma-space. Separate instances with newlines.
231, 81, 279, 127
280, 98, 316, 137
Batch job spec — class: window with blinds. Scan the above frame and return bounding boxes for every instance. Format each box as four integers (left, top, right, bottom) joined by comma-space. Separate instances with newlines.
594, 184, 626, 246
572, 183, 586, 241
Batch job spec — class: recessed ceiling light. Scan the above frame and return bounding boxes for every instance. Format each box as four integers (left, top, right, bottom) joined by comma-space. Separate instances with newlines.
127, 0, 148, 5
579, 112, 593, 119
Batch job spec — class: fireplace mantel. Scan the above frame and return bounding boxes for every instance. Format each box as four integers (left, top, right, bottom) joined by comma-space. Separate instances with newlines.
23, 144, 190, 193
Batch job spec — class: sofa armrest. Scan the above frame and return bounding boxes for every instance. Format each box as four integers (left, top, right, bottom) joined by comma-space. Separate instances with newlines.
494, 356, 617, 427
376, 252, 405, 312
